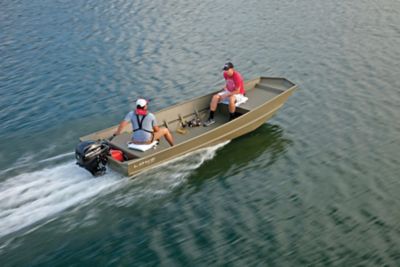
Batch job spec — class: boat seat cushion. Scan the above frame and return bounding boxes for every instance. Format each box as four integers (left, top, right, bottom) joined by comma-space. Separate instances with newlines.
127, 141, 158, 152
220, 94, 249, 106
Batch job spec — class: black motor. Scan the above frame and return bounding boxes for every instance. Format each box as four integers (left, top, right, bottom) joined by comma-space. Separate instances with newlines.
75, 140, 110, 176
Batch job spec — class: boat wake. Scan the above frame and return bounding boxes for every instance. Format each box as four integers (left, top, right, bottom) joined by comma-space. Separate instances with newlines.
111, 141, 230, 207
0, 151, 75, 178
0, 161, 123, 240
0, 142, 228, 243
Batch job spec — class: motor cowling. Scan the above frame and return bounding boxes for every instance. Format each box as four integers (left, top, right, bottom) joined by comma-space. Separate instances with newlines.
75, 140, 110, 176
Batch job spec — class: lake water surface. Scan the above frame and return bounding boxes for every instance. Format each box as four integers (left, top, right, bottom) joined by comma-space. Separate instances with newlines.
1, 0, 400, 266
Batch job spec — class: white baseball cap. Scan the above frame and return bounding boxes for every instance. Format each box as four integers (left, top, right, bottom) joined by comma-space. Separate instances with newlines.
136, 98, 147, 107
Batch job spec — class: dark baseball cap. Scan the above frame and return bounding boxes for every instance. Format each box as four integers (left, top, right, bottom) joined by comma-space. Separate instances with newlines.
222, 62, 234, 71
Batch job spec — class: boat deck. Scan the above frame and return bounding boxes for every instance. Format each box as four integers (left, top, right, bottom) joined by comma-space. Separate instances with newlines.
109, 111, 228, 159
80, 77, 296, 161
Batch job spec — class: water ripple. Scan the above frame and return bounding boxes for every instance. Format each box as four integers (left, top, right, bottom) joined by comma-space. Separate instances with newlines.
1, 0, 400, 265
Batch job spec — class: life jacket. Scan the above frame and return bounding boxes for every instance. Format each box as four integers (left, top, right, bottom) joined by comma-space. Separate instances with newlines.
133, 114, 154, 141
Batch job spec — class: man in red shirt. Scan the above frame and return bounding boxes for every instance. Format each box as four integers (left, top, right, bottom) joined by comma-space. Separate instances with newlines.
204, 62, 246, 126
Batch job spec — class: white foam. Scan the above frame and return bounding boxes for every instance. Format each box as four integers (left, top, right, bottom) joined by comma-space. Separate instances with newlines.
110, 141, 230, 207
0, 141, 229, 239
0, 161, 123, 238
38, 152, 75, 163
0, 152, 74, 176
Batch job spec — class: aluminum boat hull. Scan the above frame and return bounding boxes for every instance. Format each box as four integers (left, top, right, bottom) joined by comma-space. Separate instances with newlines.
79, 77, 297, 177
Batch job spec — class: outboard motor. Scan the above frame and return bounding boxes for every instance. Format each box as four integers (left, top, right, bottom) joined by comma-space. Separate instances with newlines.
75, 140, 110, 176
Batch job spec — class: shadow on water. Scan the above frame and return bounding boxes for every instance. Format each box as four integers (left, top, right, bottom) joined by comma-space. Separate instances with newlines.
0, 124, 292, 264
84, 123, 293, 213
188, 123, 293, 183
0, 123, 291, 251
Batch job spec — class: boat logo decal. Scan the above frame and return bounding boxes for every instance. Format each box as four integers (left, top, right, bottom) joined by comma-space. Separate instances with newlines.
133, 157, 156, 169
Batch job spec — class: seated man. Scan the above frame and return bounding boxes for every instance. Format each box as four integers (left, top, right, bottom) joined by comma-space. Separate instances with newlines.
204, 62, 246, 126
113, 98, 174, 147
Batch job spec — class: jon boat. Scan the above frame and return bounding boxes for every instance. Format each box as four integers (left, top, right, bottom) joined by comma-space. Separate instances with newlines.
78, 76, 297, 177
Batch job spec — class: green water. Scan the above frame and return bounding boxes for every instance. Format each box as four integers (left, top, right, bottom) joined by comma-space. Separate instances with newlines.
1, 0, 400, 265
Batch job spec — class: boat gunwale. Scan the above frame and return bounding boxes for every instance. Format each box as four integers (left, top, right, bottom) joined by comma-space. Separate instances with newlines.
79, 76, 292, 141
120, 81, 298, 174
123, 101, 291, 177
79, 76, 297, 176
154, 76, 295, 118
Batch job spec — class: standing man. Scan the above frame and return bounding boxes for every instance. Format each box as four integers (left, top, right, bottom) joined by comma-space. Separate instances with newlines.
113, 98, 174, 146
204, 62, 246, 126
